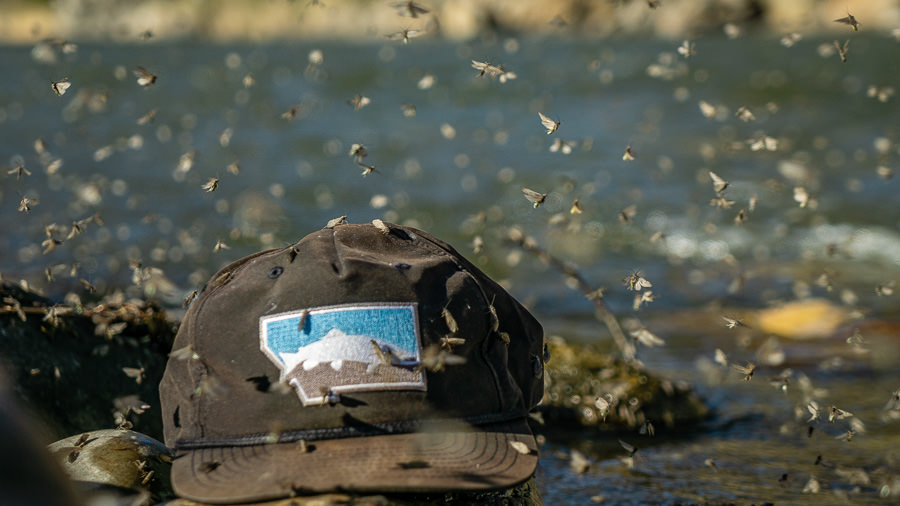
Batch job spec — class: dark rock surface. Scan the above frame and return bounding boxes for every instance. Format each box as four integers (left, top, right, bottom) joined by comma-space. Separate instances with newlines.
0, 281, 175, 441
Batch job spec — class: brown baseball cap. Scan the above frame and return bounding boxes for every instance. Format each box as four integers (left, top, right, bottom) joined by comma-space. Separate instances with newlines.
159, 221, 544, 503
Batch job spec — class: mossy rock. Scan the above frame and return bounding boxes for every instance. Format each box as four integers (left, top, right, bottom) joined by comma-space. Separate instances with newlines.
538, 336, 709, 434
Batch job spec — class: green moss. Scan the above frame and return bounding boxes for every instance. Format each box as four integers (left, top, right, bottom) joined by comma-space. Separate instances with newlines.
538, 336, 709, 433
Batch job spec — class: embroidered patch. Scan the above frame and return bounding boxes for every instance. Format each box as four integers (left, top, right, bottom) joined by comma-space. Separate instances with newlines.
260, 303, 425, 406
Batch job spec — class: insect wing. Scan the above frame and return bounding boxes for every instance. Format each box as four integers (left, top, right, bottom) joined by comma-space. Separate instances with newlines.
521, 187, 546, 208
538, 112, 559, 134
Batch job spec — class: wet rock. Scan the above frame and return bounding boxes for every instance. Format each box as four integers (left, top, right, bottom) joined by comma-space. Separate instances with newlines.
47, 429, 174, 504
0, 281, 175, 440
538, 336, 709, 434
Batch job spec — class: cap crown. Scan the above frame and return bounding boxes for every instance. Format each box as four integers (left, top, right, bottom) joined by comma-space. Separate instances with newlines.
160, 223, 543, 447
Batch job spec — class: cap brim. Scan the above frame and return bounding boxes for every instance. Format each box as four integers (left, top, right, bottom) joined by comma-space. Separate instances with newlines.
171, 418, 538, 504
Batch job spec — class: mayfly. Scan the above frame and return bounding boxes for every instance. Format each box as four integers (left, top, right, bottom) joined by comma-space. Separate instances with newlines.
8, 158, 30, 179
296, 309, 309, 331
325, 215, 347, 229
829, 405, 853, 422
714, 348, 728, 367
780, 32, 802, 47
18, 196, 38, 213
732, 361, 756, 381
709, 171, 729, 194
372, 218, 390, 235
349, 143, 368, 161
440, 336, 465, 351
122, 366, 145, 385
677, 40, 695, 58
875, 281, 895, 296
834, 12, 860, 31
735, 106, 756, 122
570, 449, 590, 475
633, 290, 655, 310
631, 327, 665, 347
133, 67, 157, 87
370, 340, 392, 364
619, 204, 637, 224
137, 109, 157, 125
348, 94, 371, 110
698, 100, 717, 119
521, 187, 546, 208
509, 440, 531, 455
386, 28, 423, 44
748, 135, 778, 152
281, 106, 300, 120
201, 177, 219, 192
708, 195, 735, 211
549, 138, 576, 154
722, 315, 745, 328
358, 162, 379, 176
441, 303, 459, 334
619, 439, 639, 458
51, 77, 71, 96
623, 271, 652, 291
471, 60, 516, 82
538, 112, 560, 134
834, 39, 850, 63
794, 186, 810, 208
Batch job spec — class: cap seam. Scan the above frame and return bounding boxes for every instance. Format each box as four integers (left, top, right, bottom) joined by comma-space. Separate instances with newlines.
188, 272, 223, 440
175, 409, 530, 450
188, 246, 283, 440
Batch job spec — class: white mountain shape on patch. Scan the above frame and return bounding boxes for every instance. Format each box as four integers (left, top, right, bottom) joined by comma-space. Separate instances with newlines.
279, 328, 413, 374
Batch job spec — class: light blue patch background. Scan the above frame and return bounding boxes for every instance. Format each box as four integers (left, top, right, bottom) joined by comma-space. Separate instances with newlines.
263, 304, 419, 365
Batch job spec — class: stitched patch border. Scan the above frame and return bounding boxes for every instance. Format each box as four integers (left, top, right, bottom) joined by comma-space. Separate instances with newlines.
259, 303, 425, 406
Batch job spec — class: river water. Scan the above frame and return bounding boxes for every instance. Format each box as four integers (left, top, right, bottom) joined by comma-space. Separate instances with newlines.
1, 33, 899, 503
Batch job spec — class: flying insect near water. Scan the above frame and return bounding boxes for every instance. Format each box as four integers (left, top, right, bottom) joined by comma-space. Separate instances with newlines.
357, 162, 379, 176
137, 108, 157, 125
549, 138, 576, 154
709, 171, 729, 194
732, 361, 756, 381
133, 67, 157, 87
623, 271, 652, 291
201, 177, 219, 192
538, 112, 560, 134
386, 28, 423, 44
834, 12, 860, 31
51, 77, 71, 96
834, 40, 850, 63
8, 157, 30, 179
521, 187, 547, 208
349, 143, 368, 162
677, 40, 695, 58
471, 60, 517, 82
348, 94, 371, 110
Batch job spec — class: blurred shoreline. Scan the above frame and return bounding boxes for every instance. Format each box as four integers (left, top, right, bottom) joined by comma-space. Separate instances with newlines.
2, 0, 899, 44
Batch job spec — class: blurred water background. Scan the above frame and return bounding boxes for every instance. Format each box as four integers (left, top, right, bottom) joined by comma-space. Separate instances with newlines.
2, 0, 900, 503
